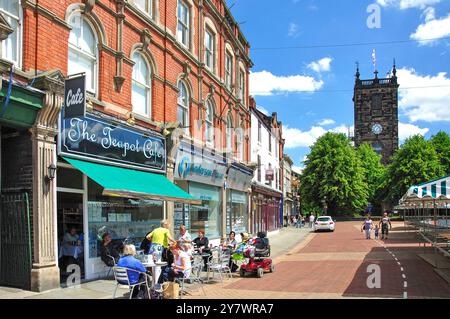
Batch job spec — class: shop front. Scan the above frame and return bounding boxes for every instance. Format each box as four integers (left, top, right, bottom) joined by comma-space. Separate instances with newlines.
57, 112, 197, 282
226, 163, 253, 235
251, 184, 282, 234
173, 140, 227, 243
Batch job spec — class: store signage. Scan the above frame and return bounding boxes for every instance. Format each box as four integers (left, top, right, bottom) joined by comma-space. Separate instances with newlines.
64, 74, 86, 118
175, 146, 227, 187
227, 164, 253, 192
59, 114, 166, 172
265, 169, 274, 181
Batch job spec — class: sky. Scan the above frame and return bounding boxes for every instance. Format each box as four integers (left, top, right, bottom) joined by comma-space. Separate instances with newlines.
227, 0, 450, 172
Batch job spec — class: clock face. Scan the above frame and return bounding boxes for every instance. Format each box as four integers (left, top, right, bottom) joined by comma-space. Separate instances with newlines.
372, 124, 383, 135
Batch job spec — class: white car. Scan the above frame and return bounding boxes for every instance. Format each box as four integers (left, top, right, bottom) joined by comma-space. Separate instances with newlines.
313, 216, 336, 232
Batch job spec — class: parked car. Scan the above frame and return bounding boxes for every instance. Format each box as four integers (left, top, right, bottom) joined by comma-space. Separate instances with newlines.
313, 216, 336, 232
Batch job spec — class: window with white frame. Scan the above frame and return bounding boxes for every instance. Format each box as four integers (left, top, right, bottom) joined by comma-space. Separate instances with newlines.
238, 68, 245, 101
257, 121, 262, 143
225, 51, 233, 90
177, 80, 189, 132
204, 28, 215, 71
0, 0, 21, 66
132, 52, 151, 116
226, 113, 233, 151
68, 13, 97, 93
205, 100, 214, 144
236, 126, 244, 161
177, 0, 189, 48
134, 0, 153, 18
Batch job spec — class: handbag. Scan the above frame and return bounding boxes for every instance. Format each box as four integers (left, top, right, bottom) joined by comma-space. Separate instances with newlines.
162, 282, 180, 299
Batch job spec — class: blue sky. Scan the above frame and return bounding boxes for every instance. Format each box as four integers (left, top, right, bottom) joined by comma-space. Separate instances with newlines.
227, 0, 450, 171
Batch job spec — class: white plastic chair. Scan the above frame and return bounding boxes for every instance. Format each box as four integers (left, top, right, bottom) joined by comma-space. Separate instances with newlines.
112, 266, 151, 299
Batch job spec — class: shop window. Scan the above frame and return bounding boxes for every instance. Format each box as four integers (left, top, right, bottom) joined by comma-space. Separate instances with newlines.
0, 0, 21, 67
226, 190, 248, 234
86, 178, 163, 258
177, 80, 189, 133
68, 12, 98, 94
177, 0, 190, 48
188, 182, 221, 239
132, 52, 152, 116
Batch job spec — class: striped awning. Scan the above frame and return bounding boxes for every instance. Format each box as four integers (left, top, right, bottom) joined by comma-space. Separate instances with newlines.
400, 175, 450, 204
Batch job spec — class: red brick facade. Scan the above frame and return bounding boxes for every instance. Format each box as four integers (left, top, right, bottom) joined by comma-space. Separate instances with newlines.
18, 0, 252, 161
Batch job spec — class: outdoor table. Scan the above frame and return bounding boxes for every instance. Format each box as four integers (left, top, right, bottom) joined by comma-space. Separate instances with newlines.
142, 261, 168, 288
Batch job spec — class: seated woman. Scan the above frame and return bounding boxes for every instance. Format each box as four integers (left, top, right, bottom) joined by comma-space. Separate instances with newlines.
224, 231, 238, 272
100, 233, 121, 267
117, 245, 149, 298
158, 245, 191, 284
192, 230, 210, 269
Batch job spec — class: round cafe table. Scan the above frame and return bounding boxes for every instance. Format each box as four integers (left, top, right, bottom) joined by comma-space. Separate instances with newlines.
142, 261, 168, 288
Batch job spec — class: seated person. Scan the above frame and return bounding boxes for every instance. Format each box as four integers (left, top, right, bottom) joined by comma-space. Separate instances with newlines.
224, 231, 237, 251
117, 245, 149, 298
100, 233, 121, 267
158, 246, 191, 284
192, 230, 209, 269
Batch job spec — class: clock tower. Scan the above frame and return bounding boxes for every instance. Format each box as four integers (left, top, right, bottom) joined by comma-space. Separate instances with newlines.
353, 62, 399, 164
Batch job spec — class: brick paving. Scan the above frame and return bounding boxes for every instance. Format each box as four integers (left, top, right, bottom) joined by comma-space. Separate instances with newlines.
187, 221, 450, 299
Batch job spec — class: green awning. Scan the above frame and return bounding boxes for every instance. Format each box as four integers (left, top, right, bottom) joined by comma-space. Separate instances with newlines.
63, 157, 200, 205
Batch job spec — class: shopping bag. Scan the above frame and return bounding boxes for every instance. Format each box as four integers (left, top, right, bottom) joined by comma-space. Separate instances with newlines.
162, 282, 180, 299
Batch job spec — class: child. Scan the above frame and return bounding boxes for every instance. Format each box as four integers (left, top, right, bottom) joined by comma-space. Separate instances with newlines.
374, 224, 380, 240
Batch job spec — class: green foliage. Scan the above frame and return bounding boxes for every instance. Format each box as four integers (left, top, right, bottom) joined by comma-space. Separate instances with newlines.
301, 132, 369, 216
356, 143, 386, 203
430, 131, 450, 175
383, 135, 444, 203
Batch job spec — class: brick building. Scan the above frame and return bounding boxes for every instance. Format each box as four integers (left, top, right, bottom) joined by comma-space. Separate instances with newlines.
0, 0, 253, 291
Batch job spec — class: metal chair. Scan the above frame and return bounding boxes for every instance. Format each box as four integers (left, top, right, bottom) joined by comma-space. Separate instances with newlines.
175, 262, 206, 298
112, 266, 151, 299
206, 249, 232, 284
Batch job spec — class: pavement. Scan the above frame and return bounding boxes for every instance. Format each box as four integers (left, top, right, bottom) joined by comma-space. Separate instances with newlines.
0, 226, 311, 299
186, 221, 450, 299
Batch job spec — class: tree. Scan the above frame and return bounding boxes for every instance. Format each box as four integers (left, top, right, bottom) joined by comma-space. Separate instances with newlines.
430, 131, 450, 175
383, 135, 444, 203
357, 143, 386, 204
301, 132, 368, 215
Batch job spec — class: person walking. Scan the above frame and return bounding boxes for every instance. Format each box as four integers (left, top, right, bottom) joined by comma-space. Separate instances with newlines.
309, 214, 315, 228
379, 212, 392, 240
362, 215, 373, 239
146, 220, 176, 283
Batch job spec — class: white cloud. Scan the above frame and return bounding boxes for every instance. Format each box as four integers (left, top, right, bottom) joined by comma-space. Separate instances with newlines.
377, 0, 441, 9
250, 70, 323, 96
317, 119, 336, 126
307, 57, 333, 73
397, 67, 450, 122
283, 124, 354, 149
410, 13, 450, 45
399, 122, 430, 142
288, 23, 300, 37
257, 105, 269, 116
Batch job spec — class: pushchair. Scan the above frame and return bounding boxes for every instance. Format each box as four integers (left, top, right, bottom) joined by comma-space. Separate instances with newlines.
239, 232, 274, 278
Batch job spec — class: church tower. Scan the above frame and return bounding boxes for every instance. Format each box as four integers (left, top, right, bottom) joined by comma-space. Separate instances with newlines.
353, 62, 399, 164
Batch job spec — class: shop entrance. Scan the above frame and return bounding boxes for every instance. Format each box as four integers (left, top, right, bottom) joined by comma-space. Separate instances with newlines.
56, 163, 85, 285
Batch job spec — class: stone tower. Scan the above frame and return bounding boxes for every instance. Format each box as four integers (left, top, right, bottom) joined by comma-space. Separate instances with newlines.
353, 62, 399, 164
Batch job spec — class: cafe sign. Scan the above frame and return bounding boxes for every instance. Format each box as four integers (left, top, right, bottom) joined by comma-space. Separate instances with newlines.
59, 114, 166, 172
64, 74, 86, 118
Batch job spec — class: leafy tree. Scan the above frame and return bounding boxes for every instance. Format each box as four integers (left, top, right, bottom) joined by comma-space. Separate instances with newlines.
430, 131, 450, 175
301, 132, 368, 215
357, 143, 386, 205
383, 135, 444, 203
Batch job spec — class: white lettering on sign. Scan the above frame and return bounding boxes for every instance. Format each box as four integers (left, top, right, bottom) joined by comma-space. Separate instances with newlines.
66, 88, 84, 107
101, 127, 141, 157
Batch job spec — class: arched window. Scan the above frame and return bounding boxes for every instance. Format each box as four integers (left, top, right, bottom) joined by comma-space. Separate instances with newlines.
177, 80, 189, 132
205, 100, 214, 144
68, 12, 98, 93
236, 126, 244, 161
132, 52, 151, 116
226, 113, 233, 151
0, 0, 21, 66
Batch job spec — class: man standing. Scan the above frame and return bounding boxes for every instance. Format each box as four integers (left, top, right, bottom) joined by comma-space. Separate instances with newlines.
309, 214, 315, 228
146, 220, 176, 282
379, 212, 392, 240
